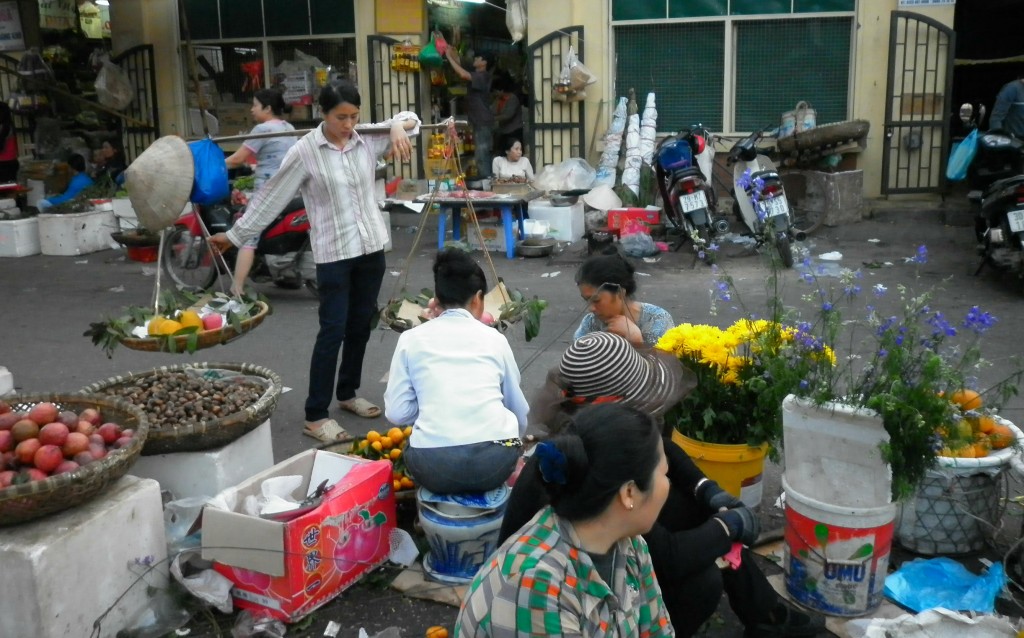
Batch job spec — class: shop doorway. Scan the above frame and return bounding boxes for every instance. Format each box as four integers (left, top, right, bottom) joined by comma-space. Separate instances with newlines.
526, 26, 585, 169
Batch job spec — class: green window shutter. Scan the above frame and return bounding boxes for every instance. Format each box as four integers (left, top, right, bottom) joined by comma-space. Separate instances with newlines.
614, 22, 725, 131
669, 0, 727, 18
311, 0, 356, 34
181, 0, 220, 40
612, 0, 667, 21
264, 0, 310, 36
221, 0, 265, 38
730, 0, 790, 15
794, 0, 855, 12
734, 18, 852, 131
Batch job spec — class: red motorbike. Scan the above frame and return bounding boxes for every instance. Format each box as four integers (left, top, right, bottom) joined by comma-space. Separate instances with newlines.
161, 196, 317, 294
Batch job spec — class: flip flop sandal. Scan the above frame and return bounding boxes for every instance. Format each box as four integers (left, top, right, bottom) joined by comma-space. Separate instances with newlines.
303, 419, 354, 444
338, 397, 382, 419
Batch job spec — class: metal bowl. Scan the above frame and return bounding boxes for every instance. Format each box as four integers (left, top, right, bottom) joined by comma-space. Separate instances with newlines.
516, 238, 557, 258
549, 194, 578, 207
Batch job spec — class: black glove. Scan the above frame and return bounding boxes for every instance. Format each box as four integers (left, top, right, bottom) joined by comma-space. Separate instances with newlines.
714, 507, 760, 546
697, 479, 744, 511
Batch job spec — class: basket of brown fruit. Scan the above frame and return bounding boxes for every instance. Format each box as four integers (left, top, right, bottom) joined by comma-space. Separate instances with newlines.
0, 393, 149, 526
80, 362, 282, 455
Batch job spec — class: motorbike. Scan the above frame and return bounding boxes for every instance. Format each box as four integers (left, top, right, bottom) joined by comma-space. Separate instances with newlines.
161, 196, 317, 294
968, 129, 1024, 289
727, 127, 801, 268
654, 125, 730, 260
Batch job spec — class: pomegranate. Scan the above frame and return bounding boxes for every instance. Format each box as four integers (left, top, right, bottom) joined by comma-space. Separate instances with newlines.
75, 420, 96, 436
80, 408, 102, 426
27, 402, 58, 426
73, 451, 95, 466
0, 430, 13, 453
0, 470, 14, 488
15, 439, 41, 465
0, 412, 20, 430
11, 419, 39, 443
54, 460, 80, 475
33, 445, 63, 473
39, 422, 70, 447
57, 410, 79, 428
97, 422, 121, 444
62, 432, 90, 458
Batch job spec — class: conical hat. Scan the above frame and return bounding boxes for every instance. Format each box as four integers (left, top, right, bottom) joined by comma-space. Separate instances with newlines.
125, 136, 194, 232
581, 184, 622, 212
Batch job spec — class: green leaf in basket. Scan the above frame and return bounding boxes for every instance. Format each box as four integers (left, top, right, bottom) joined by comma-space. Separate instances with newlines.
814, 523, 829, 547
166, 334, 178, 353
186, 332, 199, 354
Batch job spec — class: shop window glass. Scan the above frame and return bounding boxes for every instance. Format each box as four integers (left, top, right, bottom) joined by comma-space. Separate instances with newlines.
181, 0, 220, 40
220, 0, 264, 39
311, 0, 356, 35
669, 0, 727, 18
794, 0, 855, 12
264, 0, 310, 37
612, 0, 667, 21
268, 38, 357, 82
730, 0, 791, 14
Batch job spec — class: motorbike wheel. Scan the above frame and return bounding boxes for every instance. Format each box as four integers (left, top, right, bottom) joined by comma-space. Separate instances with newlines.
773, 232, 794, 268
162, 227, 219, 291
789, 203, 824, 236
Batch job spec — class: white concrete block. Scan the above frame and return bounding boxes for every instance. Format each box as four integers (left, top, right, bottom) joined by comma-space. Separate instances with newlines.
38, 209, 118, 256
0, 365, 12, 395
0, 475, 168, 638
129, 419, 275, 500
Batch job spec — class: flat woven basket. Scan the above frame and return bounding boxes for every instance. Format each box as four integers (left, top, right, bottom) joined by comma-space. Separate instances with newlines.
776, 119, 871, 154
118, 301, 271, 353
80, 362, 282, 455
0, 393, 149, 527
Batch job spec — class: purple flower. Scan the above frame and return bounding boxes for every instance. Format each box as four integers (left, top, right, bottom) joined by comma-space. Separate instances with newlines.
873, 284, 887, 297
799, 379, 809, 390
822, 302, 833, 312
962, 305, 997, 334
878, 349, 888, 358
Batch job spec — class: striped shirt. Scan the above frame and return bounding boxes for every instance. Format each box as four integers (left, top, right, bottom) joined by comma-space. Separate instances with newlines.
227, 113, 420, 263
456, 506, 674, 638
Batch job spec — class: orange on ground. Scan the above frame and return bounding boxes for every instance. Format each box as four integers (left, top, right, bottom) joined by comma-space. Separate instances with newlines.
426, 627, 448, 638
950, 389, 983, 411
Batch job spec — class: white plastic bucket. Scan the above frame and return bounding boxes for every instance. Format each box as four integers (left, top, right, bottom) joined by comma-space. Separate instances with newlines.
779, 112, 796, 139
782, 477, 896, 617
416, 486, 511, 585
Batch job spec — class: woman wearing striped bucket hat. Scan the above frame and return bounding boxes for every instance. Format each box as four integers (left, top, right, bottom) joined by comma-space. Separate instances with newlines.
505, 332, 826, 638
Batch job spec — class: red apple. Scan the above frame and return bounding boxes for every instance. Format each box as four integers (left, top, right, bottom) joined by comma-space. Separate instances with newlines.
113, 436, 133, 449
0, 430, 13, 453
88, 444, 107, 460
39, 422, 70, 447
75, 421, 96, 436
22, 468, 48, 482
15, 439, 41, 465
27, 402, 58, 427
80, 408, 102, 426
0, 470, 14, 488
88, 433, 104, 446
11, 419, 39, 442
1, 451, 15, 469
57, 411, 79, 428
0, 400, 10, 415
73, 451, 95, 466
202, 313, 224, 331
62, 432, 90, 458
0, 412, 20, 431
33, 445, 63, 473
97, 423, 121, 444
54, 460, 80, 475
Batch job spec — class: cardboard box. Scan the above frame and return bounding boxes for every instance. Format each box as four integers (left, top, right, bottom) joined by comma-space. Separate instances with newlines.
202, 450, 396, 622
607, 207, 661, 231
187, 79, 221, 109
465, 219, 511, 253
216, 103, 253, 133
0, 217, 41, 257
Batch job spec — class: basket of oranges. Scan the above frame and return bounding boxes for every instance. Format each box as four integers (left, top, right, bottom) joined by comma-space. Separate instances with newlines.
350, 426, 416, 498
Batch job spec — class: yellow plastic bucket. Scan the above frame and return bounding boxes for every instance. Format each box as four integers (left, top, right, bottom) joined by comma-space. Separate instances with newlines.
671, 430, 769, 508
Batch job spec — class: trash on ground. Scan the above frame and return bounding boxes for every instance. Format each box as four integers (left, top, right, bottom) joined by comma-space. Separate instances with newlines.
883, 557, 1005, 613
819, 251, 843, 261
845, 607, 1022, 638
868, 238, 881, 243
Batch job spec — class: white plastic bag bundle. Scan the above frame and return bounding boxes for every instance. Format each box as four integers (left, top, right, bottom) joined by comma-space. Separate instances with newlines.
639, 93, 658, 166
558, 46, 597, 92
506, 0, 527, 43
534, 158, 596, 192
594, 97, 628, 187
96, 61, 134, 110
621, 114, 642, 196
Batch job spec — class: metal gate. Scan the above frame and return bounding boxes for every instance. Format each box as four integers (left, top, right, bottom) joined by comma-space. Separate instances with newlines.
526, 26, 585, 169
110, 45, 160, 163
367, 35, 423, 180
881, 11, 955, 195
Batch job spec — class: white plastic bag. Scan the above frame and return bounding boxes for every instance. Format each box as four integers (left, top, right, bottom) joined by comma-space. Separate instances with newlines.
559, 46, 597, 92
96, 61, 134, 110
534, 158, 596, 192
506, 0, 527, 43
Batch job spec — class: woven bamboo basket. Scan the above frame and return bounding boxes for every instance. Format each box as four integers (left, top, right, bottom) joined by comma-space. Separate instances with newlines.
0, 393, 149, 527
118, 301, 271, 353
777, 119, 870, 154
80, 362, 282, 455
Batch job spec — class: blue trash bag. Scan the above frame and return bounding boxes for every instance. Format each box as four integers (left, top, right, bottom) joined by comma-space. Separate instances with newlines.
188, 138, 229, 204
883, 557, 1006, 613
946, 128, 979, 182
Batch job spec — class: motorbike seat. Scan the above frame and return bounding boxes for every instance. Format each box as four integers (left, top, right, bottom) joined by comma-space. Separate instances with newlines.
280, 196, 305, 215
670, 166, 706, 183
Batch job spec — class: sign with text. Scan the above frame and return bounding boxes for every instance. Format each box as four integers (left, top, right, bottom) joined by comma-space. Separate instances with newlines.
0, 1, 23, 51
39, 0, 75, 31
898, 0, 955, 5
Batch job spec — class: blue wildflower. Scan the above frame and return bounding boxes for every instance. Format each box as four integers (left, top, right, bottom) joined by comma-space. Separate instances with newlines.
873, 283, 887, 297
962, 305, 997, 334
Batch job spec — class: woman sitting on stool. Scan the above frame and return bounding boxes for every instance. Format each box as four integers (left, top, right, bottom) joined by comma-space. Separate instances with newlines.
384, 247, 529, 494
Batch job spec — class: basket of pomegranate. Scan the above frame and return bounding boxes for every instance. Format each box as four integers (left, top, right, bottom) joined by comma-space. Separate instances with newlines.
0, 394, 149, 526
80, 362, 282, 455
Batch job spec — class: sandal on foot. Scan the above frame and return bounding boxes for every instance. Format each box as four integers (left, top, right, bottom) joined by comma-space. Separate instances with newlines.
338, 397, 382, 419
303, 419, 354, 444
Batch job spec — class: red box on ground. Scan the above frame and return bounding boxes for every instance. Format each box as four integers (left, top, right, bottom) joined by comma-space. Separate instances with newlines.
127, 245, 158, 262
607, 207, 661, 231
202, 450, 396, 623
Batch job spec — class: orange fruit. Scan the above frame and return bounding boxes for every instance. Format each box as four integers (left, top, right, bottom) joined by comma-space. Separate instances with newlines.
400, 476, 414, 489
950, 389, 983, 411
393, 470, 404, 481
954, 445, 976, 459
426, 627, 448, 638
939, 446, 955, 458
989, 424, 1014, 449
403, 426, 413, 438
147, 316, 166, 336
393, 479, 402, 492
179, 310, 203, 330
954, 419, 973, 441
389, 448, 402, 460
977, 415, 998, 434
157, 319, 184, 335
371, 441, 383, 453
387, 427, 405, 445
380, 436, 394, 450
972, 441, 991, 458
366, 430, 382, 443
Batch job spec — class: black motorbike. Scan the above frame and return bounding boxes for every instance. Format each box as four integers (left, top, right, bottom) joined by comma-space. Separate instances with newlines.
968, 130, 1024, 291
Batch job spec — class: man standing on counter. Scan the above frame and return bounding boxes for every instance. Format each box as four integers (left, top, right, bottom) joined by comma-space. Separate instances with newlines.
445, 47, 495, 181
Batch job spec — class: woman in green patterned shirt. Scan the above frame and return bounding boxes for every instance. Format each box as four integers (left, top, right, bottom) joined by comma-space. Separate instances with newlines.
455, 404, 674, 638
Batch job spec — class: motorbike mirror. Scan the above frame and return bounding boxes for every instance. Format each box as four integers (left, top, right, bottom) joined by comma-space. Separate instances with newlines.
693, 135, 706, 154
959, 103, 973, 126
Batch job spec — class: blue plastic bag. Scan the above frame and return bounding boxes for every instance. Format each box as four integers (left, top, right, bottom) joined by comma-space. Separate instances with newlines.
188, 138, 229, 204
883, 557, 1006, 613
946, 128, 978, 182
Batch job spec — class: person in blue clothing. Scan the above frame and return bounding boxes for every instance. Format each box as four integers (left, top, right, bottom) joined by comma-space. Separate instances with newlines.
574, 251, 674, 347
37, 154, 94, 211
990, 75, 1024, 138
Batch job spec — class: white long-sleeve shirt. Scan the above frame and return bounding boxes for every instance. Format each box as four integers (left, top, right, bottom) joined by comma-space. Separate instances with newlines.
384, 308, 529, 448
227, 113, 420, 263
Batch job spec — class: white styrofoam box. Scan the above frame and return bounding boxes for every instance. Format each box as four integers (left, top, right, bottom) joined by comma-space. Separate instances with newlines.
0, 217, 41, 257
527, 199, 585, 242
38, 209, 118, 256
0, 476, 168, 638
112, 198, 140, 232
129, 419, 275, 501
0, 365, 12, 395
0, 197, 16, 209
26, 179, 44, 209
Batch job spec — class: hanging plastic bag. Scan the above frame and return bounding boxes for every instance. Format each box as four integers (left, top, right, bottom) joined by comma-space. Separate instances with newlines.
946, 128, 978, 182
188, 139, 229, 205
419, 32, 446, 68
883, 557, 1006, 613
507, 0, 527, 44
96, 61, 134, 110
558, 46, 597, 92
